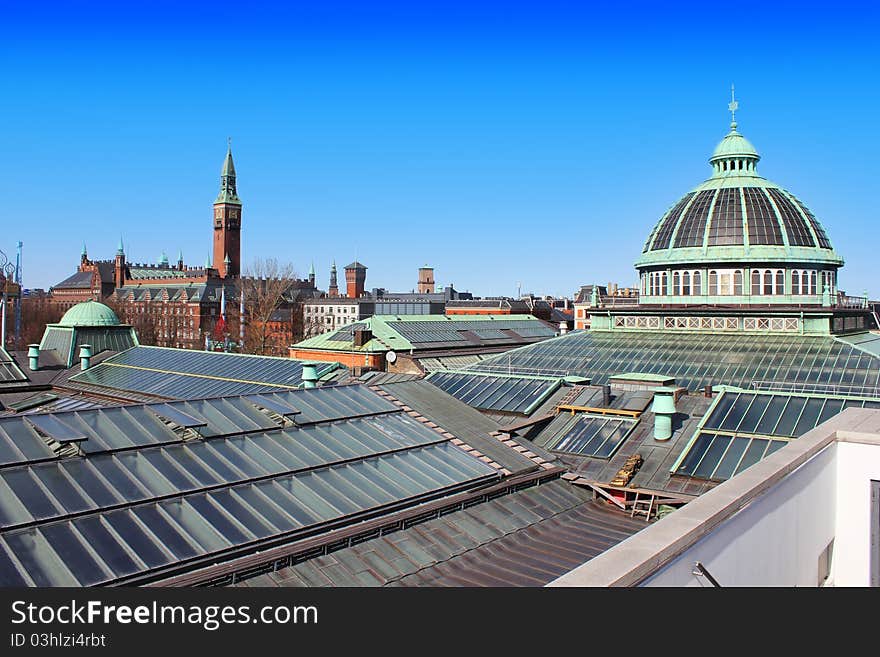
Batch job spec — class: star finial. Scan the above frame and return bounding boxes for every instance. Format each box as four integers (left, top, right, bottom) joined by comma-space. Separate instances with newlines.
728, 84, 739, 129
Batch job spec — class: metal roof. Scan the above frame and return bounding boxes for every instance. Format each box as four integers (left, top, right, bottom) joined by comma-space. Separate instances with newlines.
58, 300, 120, 327
293, 314, 558, 354
233, 478, 645, 587
465, 330, 880, 395
425, 371, 563, 415
0, 384, 505, 586
67, 346, 342, 400
373, 379, 541, 475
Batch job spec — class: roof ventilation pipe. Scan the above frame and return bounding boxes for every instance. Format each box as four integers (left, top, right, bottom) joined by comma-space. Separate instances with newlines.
28, 344, 40, 371
602, 384, 612, 407
559, 321, 568, 335
651, 386, 677, 442
301, 363, 318, 389
79, 344, 92, 371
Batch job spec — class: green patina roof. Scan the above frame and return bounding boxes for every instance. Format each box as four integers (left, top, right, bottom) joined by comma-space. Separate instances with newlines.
293, 314, 551, 354
215, 144, 241, 205
710, 126, 759, 163
58, 300, 121, 327
636, 99, 843, 271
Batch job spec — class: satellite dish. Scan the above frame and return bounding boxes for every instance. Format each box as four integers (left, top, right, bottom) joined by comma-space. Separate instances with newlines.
387, 350, 397, 363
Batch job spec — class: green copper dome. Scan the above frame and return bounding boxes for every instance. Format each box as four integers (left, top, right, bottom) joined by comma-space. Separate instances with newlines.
710, 125, 759, 163
58, 300, 121, 327
636, 113, 842, 271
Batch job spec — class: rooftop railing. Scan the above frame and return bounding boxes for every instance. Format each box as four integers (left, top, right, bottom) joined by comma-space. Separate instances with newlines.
751, 380, 880, 399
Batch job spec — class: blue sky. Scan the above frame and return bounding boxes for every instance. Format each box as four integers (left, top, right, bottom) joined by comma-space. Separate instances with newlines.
2, 1, 879, 297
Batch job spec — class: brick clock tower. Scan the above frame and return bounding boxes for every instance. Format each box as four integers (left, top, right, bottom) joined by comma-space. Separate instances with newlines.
213, 141, 242, 279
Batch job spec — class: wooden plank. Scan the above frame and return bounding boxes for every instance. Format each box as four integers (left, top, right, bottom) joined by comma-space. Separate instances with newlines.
556, 405, 643, 418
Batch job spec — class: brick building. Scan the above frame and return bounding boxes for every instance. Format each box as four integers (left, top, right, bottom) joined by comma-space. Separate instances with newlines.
39, 144, 319, 350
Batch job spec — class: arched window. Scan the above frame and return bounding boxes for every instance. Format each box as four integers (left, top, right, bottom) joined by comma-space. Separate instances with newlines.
682, 271, 691, 296
763, 270, 773, 295
751, 270, 761, 295
661, 272, 668, 296
734, 270, 743, 295
693, 271, 702, 295
792, 270, 800, 295
775, 270, 784, 295
709, 270, 718, 295
810, 271, 817, 295
673, 271, 680, 296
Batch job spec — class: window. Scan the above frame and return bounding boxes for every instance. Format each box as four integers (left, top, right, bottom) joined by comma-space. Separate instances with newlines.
693, 271, 702, 295
810, 271, 817, 295
792, 270, 800, 295
733, 270, 743, 295
682, 271, 691, 296
673, 271, 680, 295
775, 270, 784, 295
661, 272, 668, 296
763, 269, 773, 296
709, 270, 718, 294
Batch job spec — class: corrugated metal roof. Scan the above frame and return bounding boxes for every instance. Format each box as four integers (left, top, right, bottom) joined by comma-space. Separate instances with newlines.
233, 478, 646, 587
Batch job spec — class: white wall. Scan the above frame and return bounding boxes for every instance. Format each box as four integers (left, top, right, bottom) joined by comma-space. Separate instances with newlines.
833, 442, 880, 586
641, 445, 838, 587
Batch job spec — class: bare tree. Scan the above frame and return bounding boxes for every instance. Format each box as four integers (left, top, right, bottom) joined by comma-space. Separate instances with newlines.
240, 258, 297, 355
13, 298, 63, 350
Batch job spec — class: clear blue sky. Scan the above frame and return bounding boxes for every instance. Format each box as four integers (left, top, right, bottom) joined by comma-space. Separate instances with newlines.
2, 1, 879, 298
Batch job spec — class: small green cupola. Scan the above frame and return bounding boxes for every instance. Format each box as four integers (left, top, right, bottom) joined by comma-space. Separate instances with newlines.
216, 138, 241, 205
709, 86, 760, 176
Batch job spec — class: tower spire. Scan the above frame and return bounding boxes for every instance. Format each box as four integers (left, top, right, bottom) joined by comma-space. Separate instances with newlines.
728, 84, 739, 130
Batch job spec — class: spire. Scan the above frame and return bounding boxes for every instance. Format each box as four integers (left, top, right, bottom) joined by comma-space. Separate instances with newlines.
81, 242, 87, 257
309, 261, 315, 276
205, 253, 212, 269
221, 137, 236, 177
177, 248, 183, 262
117, 236, 124, 256
728, 83, 739, 131
216, 139, 241, 204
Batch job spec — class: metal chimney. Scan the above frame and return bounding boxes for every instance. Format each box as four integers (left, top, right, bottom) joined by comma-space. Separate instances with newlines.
651, 386, 677, 441
28, 344, 39, 371
301, 363, 318, 389
79, 344, 92, 371
602, 384, 612, 407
